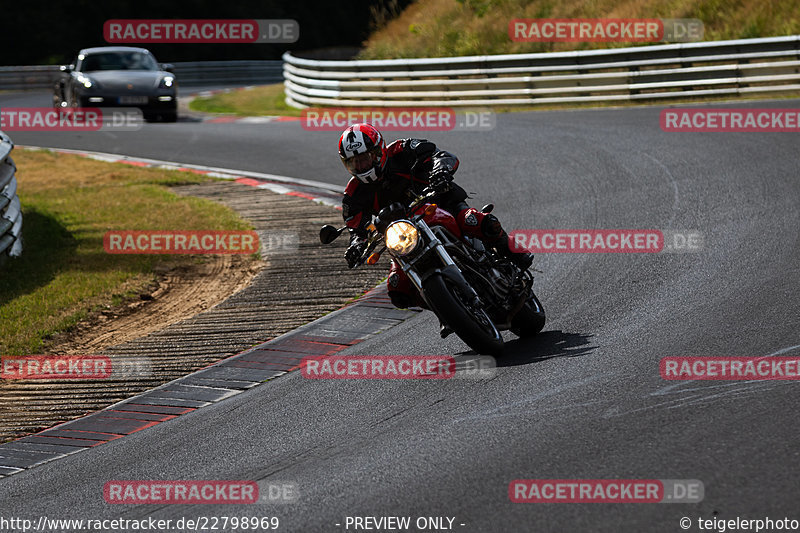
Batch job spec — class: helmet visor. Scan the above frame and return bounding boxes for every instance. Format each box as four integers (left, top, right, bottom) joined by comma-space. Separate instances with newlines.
342, 148, 379, 175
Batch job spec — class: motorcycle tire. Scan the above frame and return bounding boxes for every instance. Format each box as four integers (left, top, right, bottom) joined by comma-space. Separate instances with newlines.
423, 274, 504, 355
510, 292, 546, 338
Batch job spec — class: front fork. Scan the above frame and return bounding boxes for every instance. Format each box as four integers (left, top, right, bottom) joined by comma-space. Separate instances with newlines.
393, 222, 481, 311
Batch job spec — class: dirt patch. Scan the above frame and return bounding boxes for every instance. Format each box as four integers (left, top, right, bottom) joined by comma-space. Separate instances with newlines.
46, 254, 264, 354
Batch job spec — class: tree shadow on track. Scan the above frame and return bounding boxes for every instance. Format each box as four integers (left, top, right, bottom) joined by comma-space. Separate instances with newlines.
491, 330, 596, 367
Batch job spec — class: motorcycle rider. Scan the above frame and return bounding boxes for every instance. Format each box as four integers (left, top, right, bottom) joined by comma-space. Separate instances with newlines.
338, 122, 533, 318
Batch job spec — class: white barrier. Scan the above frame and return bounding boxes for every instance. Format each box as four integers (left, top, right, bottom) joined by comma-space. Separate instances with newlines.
283, 35, 800, 107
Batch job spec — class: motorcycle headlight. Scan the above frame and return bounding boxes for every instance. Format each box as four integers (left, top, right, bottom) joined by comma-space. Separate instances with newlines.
385, 221, 419, 256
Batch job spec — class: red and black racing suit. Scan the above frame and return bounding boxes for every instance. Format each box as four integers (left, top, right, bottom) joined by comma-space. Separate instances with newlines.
342, 138, 516, 309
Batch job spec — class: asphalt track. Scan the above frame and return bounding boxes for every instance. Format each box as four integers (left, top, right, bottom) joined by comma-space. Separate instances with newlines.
1, 90, 799, 532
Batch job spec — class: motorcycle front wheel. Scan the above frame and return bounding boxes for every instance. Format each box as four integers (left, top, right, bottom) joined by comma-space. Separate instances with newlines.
511, 291, 546, 337
422, 274, 504, 355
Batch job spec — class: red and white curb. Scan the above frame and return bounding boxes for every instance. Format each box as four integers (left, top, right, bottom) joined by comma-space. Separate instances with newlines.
20, 146, 342, 210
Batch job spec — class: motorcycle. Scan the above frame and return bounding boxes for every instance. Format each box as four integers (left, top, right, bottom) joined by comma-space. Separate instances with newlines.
319, 187, 545, 355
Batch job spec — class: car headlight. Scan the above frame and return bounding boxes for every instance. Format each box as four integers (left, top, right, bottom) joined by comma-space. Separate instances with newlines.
385, 221, 419, 256
159, 76, 174, 88
77, 74, 93, 88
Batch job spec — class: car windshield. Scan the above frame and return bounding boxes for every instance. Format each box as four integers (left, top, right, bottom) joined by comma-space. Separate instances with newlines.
80, 52, 158, 72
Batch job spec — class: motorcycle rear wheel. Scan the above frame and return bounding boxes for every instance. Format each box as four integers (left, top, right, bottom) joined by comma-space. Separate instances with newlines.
423, 274, 504, 355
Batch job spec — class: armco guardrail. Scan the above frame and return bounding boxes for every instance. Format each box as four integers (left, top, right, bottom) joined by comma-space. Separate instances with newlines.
0, 131, 22, 264
282, 35, 800, 107
0, 66, 60, 91
0, 60, 283, 90
171, 60, 283, 86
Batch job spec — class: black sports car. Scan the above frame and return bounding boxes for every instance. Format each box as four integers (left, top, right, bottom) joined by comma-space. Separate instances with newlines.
53, 46, 177, 122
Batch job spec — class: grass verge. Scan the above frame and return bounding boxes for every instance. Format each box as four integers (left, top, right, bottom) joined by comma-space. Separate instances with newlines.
0, 149, 255, 355
188, 83, 303, 117
187, 84, 800, 118
359, 0, 800, 59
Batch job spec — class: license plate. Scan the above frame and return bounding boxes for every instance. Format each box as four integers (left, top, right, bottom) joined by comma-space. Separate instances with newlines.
118, 96, 148, 105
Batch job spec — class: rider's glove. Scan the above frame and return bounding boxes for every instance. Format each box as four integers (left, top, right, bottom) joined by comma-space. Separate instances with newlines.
428, 169, 453, 194
345, 238, 367, 269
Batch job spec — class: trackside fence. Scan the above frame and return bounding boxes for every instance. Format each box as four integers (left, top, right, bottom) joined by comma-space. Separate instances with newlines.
283, 35, 800, 107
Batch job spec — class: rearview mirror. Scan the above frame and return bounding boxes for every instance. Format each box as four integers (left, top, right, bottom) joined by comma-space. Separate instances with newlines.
161, 63, 175, 73
60, 65, 73, 74
320, 224, 343, 244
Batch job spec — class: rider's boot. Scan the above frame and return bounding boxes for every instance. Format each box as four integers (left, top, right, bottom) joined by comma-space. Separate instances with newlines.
467, 211, 534, 271
493, 231, 534, 270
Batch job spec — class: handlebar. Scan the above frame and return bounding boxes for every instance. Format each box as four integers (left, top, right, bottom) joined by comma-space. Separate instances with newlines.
352, 186, 442, 267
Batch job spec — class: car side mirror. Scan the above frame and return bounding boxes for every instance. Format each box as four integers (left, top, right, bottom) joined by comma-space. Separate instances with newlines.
161, 63, 175, 73
60, 65, 73, 74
